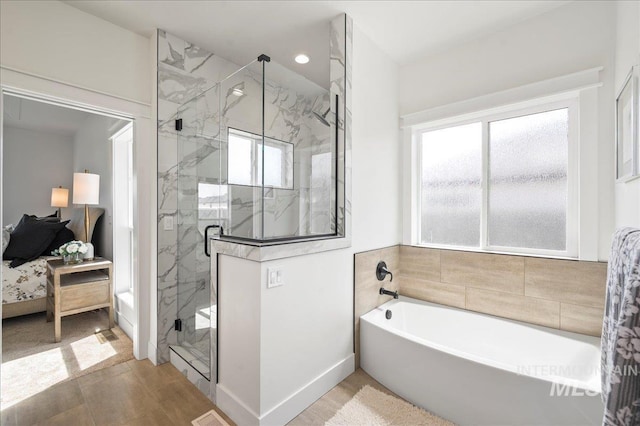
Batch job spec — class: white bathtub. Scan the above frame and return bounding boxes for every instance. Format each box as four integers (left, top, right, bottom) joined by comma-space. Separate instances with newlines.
360, 297, 604, 426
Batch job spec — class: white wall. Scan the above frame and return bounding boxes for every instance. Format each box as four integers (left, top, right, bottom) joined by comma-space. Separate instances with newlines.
0, 0, 155, 361
218, 255, 261, 414
400, 1, 615, 115
73, 115, 128, 261
399, 1, 617, 260
614, 0, 640, 229
351, 26, 402, 253
2, 126, 74, 225
216, 24, 401, 425
259, 250, 353, 412
0, 1, 151, 105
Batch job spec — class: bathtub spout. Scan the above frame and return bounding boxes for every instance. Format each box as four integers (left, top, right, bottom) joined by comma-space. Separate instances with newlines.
379, 287, 399, 299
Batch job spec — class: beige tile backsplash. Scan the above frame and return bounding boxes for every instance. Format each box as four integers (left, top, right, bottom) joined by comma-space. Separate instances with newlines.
466, 287, 560, 329
354, 245, 400, 367
560, 303, 604, 336
524, 257, 607, 308
354, 245, 607, 357
441, 250, 525, 294
401, 276, 465, 309
399, 246, 440, 281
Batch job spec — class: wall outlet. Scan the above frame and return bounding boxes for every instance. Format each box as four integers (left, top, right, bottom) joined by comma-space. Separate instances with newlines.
164, 216, 174, 231
267, 267, 284, 288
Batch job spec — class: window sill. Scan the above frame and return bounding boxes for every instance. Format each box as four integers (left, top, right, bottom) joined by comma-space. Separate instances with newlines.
407, 243, 579, 261
116, 290, 134, 309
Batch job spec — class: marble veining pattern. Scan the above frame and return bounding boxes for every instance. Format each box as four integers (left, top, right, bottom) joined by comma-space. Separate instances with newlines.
157, 29, 221, 368
157, 15, 352, 402
217, 63, 333, 239
210, 13, 352, 260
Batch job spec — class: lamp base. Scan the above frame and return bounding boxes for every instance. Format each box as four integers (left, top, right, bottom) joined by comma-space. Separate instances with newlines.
84, 242, 95, 261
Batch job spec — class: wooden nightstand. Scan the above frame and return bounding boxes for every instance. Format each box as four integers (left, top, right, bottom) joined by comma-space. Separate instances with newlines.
46, 257, 114, 343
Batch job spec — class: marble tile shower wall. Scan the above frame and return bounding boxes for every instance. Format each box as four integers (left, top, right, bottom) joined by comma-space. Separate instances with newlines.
157, 30, 237, 363
331, 16, 350, 238
157, 25, 344, 362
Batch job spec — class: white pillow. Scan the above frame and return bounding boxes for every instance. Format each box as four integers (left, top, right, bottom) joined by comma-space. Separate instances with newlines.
2, 225, 13, 254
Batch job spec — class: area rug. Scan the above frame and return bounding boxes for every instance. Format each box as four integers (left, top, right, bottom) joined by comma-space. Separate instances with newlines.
2, 309, 133, 409
325, 385, 453, 426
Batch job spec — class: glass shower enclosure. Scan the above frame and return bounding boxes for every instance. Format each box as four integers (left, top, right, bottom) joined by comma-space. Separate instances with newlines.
173, 55, 337, 378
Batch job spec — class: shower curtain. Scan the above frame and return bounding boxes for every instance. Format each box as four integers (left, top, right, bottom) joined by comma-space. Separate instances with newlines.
601, 227, 640, 426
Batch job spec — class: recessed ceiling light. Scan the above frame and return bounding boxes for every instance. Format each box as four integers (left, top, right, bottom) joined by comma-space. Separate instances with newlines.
232, 88, 244, 97
295, 54, 310, 64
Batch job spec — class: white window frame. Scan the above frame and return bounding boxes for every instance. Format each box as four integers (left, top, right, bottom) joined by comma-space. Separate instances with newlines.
227, 128, 293, 190
111, 122, 135, 293
402, 68, 603, 261
415, 99, 579, 258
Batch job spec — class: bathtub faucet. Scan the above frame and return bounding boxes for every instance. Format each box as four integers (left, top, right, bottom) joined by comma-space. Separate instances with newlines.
379, 287, 399, 299
376, 261, 393, 282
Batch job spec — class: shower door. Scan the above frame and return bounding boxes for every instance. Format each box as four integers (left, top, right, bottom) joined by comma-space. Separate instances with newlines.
175, 85, 225, 380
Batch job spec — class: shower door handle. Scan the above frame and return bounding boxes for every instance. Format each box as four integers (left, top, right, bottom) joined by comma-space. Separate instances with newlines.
204, 225, 223, 257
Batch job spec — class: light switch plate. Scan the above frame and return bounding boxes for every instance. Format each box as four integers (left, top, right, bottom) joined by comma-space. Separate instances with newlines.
267, 267, 284, 288
164, 216, 174, 231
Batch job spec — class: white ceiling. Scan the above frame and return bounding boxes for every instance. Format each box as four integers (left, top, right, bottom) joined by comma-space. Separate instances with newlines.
64, 0, 570, 87
2, 95, 92, 137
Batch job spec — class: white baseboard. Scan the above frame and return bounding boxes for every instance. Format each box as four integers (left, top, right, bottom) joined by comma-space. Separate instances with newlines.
147, 341, 158, 365
217, 384, 261, 426
217, 354, 355, 426
261, 354, 355, 425
115, 311, 134, 341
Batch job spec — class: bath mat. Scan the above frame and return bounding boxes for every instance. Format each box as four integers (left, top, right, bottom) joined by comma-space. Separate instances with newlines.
325, 385, 453, 426
192, 408, 231, 426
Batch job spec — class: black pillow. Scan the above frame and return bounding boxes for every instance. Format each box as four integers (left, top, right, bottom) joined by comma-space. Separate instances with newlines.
14, 214, 60, 228
38, 212, 60, 222
3, 215, 69, 267
37, 217, 61, 223
44, 227, 75, 256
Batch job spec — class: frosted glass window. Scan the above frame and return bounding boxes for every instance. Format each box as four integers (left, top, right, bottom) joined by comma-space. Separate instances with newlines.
228, 132, 253, 186
227, 128, 293, 189
420, 123, 482, 246
488, 108, 568, 250
198, 183, 228, 220
257, 145, 284, 187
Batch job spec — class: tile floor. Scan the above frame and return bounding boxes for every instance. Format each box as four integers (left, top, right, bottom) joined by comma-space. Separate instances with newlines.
1, 359, 231, 426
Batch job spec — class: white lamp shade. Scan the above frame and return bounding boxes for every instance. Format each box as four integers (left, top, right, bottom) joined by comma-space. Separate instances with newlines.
73, 172, 100, 205
51, 187, 69, 208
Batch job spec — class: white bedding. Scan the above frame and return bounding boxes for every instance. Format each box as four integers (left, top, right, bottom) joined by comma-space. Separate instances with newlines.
2, 256, 57, 304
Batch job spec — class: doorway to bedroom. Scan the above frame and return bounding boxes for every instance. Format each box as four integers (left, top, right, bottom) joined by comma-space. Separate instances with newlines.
0, 92, 136, 412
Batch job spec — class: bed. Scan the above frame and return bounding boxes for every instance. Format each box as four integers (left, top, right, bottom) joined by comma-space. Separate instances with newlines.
2, 208, 104, 319
2, 256, 57, 318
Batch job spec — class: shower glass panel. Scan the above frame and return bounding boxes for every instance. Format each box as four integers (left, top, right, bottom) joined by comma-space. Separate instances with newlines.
219, 60, 265, 240
220, 57, 336, 241
175, 80, 225, 380
172, 55, 338, 378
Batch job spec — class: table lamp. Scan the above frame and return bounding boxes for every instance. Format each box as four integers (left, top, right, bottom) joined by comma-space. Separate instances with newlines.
73, 170, 100, 260
51, 186, 69, 219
